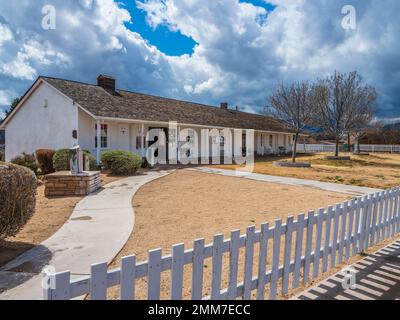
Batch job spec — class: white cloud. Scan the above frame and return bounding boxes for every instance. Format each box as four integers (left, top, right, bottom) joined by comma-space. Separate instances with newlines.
0, 23, 13, 47
0, 0, 399, 118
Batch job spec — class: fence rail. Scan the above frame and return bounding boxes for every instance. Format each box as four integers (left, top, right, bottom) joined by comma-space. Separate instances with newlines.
44, 188, 400, 300
296, 144, 400, 153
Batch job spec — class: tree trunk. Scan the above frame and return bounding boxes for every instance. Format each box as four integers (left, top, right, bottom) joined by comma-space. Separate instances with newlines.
347, 132, 351, 153
356, 139, 361, 153
292, 133, 299, 163
335, 138, 340, 157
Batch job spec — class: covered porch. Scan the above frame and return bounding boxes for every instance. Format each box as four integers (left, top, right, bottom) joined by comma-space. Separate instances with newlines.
78, 111, 295, 164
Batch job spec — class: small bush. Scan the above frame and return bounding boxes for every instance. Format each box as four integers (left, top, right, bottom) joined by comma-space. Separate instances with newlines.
101, 150, 128, 169
0, 162, 37, 239
53, 149, 70, 171
102, 150, 141, 175
0, 150, 4, 162
53, 149, 97, 171
84, 152, 98, 171
11, 153, 39, 176
36, 149, 56, 174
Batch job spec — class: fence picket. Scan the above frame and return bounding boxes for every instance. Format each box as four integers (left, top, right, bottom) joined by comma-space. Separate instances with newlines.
120, 255, 136, 300
313, 208, 324, 278
338, 202, 348, 264
171, 243, 185, 300
51, 271, 71, 300
293, 214, 305, 289
282, 216, 294, 294
322, 207, 333, 272
211, 234, 224, 300
330, 204, 341, 269
352, 198, 362, 256
382, 191, 390, 240
227, 230, 240, 300
345, 200, 355, 261
256, 223, 269, 300
148, 249, 162, 300
391, 189, 398, 237
359, 196, 367, 252
396, 189, 400, 233
192, 239, 205, 300
377, 191, 385, 242
303, 211, 314, 285
370, 193, 379, 245
243, 226, 256, 300
387, 190, 394, 239
90, 262, 108, 300
364, 194, 373, 249
269, 219, 282, 299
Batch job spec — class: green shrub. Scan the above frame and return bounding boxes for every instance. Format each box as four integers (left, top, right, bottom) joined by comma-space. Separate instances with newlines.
11, 153, 39, 176
101, 150, 128, 169
85, 152, 98, 171
36, 149, 55, 175
0, 162, 37, 239
52, 149, 70, 171
53, 149, 97, 171
102, 150, 141, 175
0, 150, 4, 162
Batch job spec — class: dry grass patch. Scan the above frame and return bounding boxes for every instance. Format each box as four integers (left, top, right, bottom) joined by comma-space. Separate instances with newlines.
215, 152, 400, 189
108, 169, 350, 300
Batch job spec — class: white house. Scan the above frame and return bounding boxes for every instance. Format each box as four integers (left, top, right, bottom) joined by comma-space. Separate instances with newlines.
0, 75, 296, 163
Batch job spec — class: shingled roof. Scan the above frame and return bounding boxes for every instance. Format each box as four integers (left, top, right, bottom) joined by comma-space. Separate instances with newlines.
42, 76, 294, 133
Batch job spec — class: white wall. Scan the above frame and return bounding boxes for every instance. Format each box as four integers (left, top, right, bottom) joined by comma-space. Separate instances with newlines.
4, 82, 79, 161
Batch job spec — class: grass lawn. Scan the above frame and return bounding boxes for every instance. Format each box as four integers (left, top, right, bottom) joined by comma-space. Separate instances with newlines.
107, 169, 351, 300
0, 173, 123, 268
215, 152, 400, 189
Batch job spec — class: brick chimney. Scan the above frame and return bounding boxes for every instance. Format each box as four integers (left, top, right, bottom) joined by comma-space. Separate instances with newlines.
220, 102, 228, 110
97, 75, 116, 93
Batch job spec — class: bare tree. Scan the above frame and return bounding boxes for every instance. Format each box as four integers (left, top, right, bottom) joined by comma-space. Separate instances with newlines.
313, 71, 377, 157
266, 81, 316, 162
349, 106, 375, 154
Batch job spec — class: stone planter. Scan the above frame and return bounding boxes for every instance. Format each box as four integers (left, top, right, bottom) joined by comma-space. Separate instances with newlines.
273, 161, 311, 168
324, 156, 351, 161
45, 171, 101, 196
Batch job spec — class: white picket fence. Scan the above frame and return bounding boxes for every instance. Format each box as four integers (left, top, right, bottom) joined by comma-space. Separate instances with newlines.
44, 188, 400, 300
359, 144, 400, 153
296, 144, 337, 153
296, 144, 400, 153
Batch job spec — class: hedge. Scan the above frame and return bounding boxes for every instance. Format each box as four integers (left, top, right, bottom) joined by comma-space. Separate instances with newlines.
53, 149, 97, 172
101, 150, 142, 175
0, 162, 37, 239
36, 149, 56, 175
11, 153, 39, 176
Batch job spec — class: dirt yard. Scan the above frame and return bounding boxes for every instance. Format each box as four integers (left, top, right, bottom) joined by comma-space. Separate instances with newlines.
0, 173, 122, 268
107, 169, 351, 300
215, 153, 400, 189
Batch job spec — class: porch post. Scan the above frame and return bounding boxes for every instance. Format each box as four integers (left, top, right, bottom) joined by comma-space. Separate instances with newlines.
141, 123, 145, 158
96, 119, 101, 164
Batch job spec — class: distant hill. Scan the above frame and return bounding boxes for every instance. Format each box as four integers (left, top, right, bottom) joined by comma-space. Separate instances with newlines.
384, 122, 400, 131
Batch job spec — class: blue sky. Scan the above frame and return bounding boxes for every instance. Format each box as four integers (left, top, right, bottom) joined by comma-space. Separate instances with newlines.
120, 0, 276, 56
0, 0, 399, 121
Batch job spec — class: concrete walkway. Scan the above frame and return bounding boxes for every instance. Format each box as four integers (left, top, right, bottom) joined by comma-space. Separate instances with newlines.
192, 167, 381, 196
292, 240, 400, 300
0, 170, 171, 300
